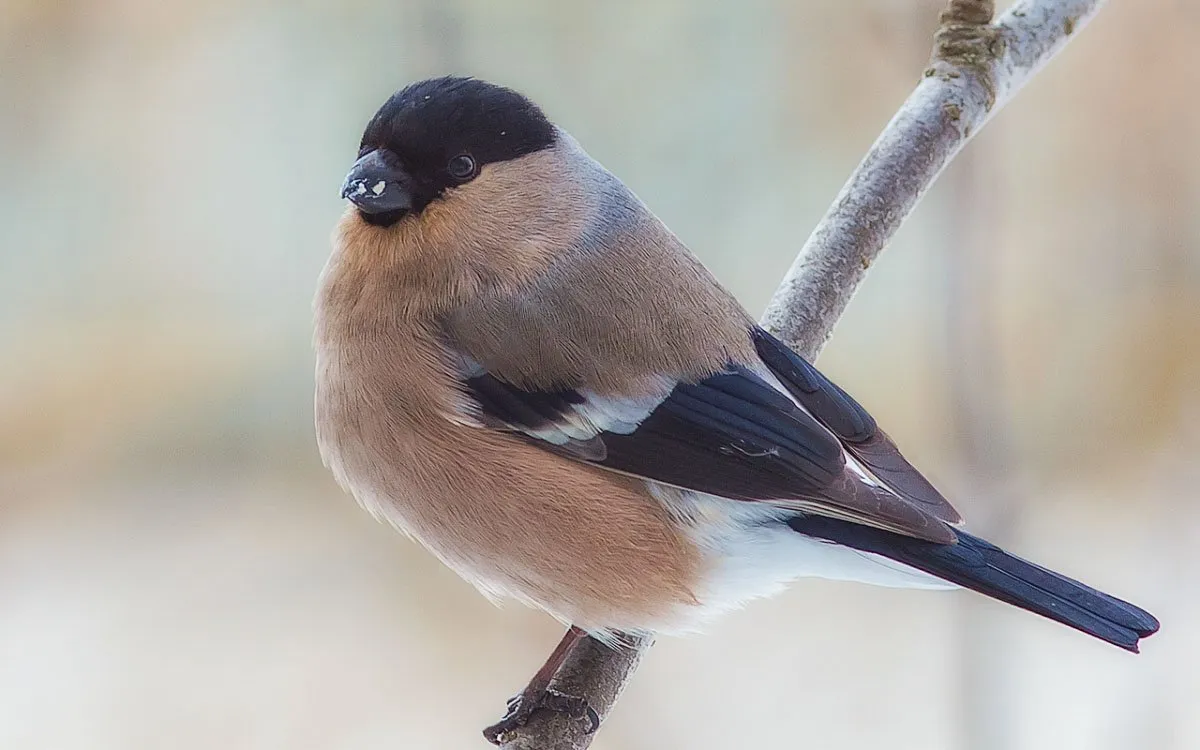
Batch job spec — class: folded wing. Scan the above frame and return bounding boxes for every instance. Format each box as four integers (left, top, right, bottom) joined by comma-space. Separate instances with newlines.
455, 329, 959, 544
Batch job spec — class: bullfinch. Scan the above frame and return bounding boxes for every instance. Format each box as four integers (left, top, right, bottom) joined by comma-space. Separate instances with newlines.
314, 76, 1159, 735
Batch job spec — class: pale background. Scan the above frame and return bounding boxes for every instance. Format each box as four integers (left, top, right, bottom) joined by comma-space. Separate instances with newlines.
2, 1, 1197, 748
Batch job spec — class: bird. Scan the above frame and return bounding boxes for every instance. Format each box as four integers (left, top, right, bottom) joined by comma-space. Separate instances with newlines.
314, 76, 1159, 738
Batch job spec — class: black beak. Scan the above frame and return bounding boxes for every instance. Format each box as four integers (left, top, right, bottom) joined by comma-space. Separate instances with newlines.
340, 149, 413, 214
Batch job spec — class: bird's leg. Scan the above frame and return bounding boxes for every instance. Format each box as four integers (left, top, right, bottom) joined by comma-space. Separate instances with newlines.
483, 625, 600, 743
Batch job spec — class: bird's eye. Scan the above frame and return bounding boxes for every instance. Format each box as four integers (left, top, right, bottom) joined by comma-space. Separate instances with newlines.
447, 154, 477, 181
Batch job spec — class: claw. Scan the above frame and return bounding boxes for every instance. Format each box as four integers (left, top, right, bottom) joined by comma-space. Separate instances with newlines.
540, 689, 600, 733
483, 688, 599, 744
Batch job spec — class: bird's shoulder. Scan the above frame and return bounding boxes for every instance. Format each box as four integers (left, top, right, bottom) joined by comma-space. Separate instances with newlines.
441, 204, 756, 393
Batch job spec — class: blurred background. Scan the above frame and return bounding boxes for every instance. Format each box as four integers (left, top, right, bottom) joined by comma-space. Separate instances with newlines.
2, 0, 1197, 748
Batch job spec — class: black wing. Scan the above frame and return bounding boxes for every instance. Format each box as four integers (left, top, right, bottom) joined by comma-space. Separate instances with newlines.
751, 328, 961, 524
460, 343, 955, 544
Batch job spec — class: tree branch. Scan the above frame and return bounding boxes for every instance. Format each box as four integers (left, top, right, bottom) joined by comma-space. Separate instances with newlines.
490, 0, 1107, 747
763, 0, 1105, 356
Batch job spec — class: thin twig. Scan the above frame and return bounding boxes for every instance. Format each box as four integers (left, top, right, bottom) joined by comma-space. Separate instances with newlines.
491, 0, 1107, 746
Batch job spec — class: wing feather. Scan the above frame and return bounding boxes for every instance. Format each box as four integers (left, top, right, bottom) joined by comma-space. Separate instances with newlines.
456, 350, 956, 544
752, 328, 962, 525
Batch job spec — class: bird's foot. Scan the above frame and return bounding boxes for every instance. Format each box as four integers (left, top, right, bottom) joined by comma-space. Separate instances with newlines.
483, 687, 600, 744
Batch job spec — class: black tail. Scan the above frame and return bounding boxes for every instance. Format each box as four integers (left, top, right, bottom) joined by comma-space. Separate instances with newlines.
786, 516, 1160, 652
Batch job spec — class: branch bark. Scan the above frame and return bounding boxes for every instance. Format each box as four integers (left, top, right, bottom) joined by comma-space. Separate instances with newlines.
762, 0, 1106, 357
491, 0, 1107, 746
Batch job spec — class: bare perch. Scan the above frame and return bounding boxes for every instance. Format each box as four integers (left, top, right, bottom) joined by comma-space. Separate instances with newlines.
763, 0, 1107, 357
491, 0, 1106, 747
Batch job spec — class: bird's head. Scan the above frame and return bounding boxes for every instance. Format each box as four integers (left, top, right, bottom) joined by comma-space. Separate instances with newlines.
330, 77, 651, 318
341, 77, 559, 228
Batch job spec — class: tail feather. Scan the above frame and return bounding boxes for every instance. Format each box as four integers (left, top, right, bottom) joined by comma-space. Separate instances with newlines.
786, 516, 1160, 652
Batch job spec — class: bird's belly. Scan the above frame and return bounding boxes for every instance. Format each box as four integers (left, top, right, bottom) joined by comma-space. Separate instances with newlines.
315, 379, 706, 633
